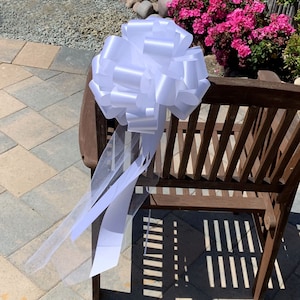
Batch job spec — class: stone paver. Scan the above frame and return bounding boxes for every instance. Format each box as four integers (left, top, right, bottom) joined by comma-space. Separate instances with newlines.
9, 222, 65, 292
46, 72, 86, 97
0, 63, 32, 89
271, 273, 300, 300
132, 212, 206, 294
0, 146, 57, 197
4, 75, 67, 111
0, 108, 62, 150
0, 39, 26, 63
163, 278, 211, 300
0, 90, 26, 119
0, 131, 17, 154
30, 126, 82, 172
71, 279, 92, 300
21, 166, 90, 224
0, 184, 6, 194
24, 66, 61, 80
0, 256, 44, 300
0, 191, 53, 255
39, 282, 85, 300
50, 47, 94, 74
40, 91, 83, 130
12, 41, 60, 69
100, 247, 132, 293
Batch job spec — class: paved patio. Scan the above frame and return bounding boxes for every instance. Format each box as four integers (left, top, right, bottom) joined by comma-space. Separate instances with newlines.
0, 38, 299, 300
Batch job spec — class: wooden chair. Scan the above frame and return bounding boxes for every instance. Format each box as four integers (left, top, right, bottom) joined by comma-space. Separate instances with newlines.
79, 69, 300, 300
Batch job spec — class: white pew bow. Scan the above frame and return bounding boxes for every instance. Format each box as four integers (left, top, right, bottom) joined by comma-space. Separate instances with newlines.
26, 16, 210, 283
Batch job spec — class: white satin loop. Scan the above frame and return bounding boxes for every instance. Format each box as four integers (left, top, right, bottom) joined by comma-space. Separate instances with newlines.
25, 16, 210, 283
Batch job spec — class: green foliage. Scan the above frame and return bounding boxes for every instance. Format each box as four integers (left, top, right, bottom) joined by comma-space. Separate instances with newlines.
277, 0, 298, 5
245, 39, 287, 78
294, 9, 300, 29
283, 32, 300, 81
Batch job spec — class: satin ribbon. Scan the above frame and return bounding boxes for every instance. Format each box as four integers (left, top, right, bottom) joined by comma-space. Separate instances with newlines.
26, 16, 210, 282
89, 17, 209, 133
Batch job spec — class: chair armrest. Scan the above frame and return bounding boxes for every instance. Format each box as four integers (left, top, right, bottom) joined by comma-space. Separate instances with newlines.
79, 67, 99, 170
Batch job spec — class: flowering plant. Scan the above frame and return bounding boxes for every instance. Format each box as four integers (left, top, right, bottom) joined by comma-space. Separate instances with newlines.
283, 10, 300, 81
168, 0, 295, 77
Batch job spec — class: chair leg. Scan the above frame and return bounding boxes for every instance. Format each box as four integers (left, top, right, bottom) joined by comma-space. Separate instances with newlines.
92, 216, 102, 299
253, 229, 278, 299
92, 274, 100, 300
253, 201, 292, 300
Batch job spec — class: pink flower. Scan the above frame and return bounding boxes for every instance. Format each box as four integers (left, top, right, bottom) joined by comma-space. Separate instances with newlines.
179, 8, 201, 19
201, 12, 212, 25
167, 0, 296, 71
193, 18, 206, 34
251, 0, 265, 13
231, 39, 252, 57
270, 14, 295, 34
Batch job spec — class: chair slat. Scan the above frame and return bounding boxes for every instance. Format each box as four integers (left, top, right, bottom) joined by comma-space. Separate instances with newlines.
281, 146, 300, 186
176, 124, 185, 175
194, 104, 220, 180
148, 193, 266, 211
270, 124, 300, 184
189, 132, 199, 178
276, 151, 300, 203
162, 115, 178, 178
240, 108, 278, 182
146, 155, 156, 178
255, 109, 297, 183
211, 131, 230, 197
209, 105, 239, 181
225, 106, 260, 181
178, 106, 201, 179
155, 145, 163, 175
252, 107, 265, 139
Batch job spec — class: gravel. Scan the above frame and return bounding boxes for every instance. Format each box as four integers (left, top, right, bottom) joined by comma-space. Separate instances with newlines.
0, 0, 138, 52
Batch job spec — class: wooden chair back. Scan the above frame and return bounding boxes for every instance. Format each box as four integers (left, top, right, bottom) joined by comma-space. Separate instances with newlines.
79, 71, 300, 300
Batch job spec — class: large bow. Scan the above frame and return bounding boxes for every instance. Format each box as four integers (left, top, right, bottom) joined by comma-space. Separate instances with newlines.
89, 16, 209, 134
26, 16, 210, 283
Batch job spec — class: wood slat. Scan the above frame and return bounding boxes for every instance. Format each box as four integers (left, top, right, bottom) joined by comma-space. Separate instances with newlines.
240, 108, 278, 182
277, 160, 300, 203
189, 131, 199, 178
281, 146, 300, 186
177, 124, 185, 176
147, 193, 267, 212
211, 131, 230, 197
270, 124, 300, 183
225, 106, 260, 181
155, 145, 163, 175
194, 104, 220, 179
146, 154, 156, 178
137, 175, 283, 193
178, 106, 201, 179
209, 105, 239, 180
162, 115, 178, 178
255, 109, 297, 183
